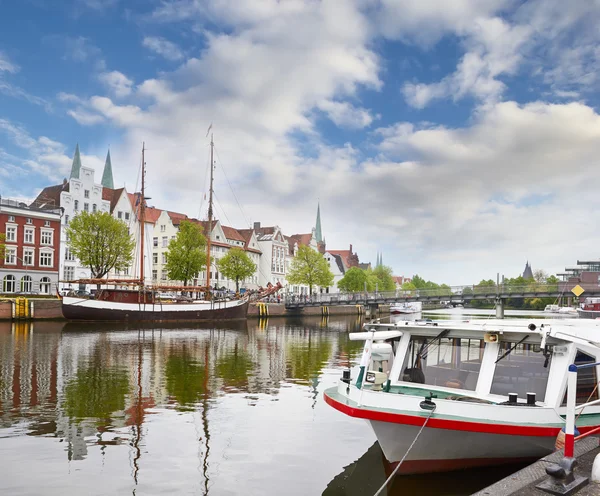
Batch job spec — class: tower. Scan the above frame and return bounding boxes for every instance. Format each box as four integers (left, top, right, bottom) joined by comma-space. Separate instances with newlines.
70, 144, 82, 180
315, 203, 326, 253
523, 261, 533, 280
101, 150, 114, 189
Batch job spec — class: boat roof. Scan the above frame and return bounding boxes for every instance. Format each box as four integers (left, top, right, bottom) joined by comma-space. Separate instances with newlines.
360, 318, 600, 347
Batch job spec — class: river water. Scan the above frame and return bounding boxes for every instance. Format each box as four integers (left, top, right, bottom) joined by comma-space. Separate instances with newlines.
0, 315, 534, 496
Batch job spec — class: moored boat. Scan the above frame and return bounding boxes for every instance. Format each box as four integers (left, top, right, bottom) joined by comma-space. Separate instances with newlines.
390, 302, 422, 314
324, 318, 600, 474
578, 298, 600, 319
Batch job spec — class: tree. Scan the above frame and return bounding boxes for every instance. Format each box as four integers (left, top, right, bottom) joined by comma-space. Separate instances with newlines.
369, 265, 395, 291
533, 269, 548, 283
337, 267, 370, 292
0, 233, 5, 264
287, 245, 334, 295
217, 247, 256, 292
165, 220, 207, 289
66, 211, 135, 289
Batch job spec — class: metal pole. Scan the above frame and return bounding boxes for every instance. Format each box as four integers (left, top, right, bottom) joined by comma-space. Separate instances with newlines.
565, 365, 577, 458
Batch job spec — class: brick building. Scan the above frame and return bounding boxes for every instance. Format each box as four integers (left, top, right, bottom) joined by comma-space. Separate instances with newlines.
0, 197, 62, 294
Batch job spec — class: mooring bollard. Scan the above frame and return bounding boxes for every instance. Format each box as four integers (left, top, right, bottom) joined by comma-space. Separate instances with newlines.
592, 453, 600, 484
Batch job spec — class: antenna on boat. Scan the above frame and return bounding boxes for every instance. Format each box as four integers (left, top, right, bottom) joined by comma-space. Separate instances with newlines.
206, 133, 215, 298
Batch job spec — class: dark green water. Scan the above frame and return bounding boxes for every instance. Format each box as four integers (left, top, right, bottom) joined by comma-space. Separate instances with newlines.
0, 316, 524, 495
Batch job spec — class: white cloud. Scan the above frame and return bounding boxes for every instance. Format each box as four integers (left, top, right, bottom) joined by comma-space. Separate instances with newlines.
67, 108, 106, 126
142, 36, 184, 61
317, 100, 377, 129
98, 70, 134, 98
0, 51, 19, 73
62, 36, 102, 62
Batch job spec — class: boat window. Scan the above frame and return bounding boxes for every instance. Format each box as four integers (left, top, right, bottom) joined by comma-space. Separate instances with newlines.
400, 335, 484, 391
561, 350, 599, 406
491, 342, 551, 401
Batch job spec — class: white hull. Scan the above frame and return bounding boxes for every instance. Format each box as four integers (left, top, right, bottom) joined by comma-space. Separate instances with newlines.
371, 420, 552, 473
390, 302, 422, 314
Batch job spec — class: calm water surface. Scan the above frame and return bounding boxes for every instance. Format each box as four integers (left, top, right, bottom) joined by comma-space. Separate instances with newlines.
0, 315, 525, 495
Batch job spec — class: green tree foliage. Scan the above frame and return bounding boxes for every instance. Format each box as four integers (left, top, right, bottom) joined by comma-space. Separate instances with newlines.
286, 334, 333, 385
63, 363, 129, 420
287, 245, 334, 295
217, 247, 256, 292
369, 265, 396, 291
216, 342, 255, 391
337, 267, 371, 292
165, 220, 207, 288
66, 211, 135, 287
165, 347, 207, 409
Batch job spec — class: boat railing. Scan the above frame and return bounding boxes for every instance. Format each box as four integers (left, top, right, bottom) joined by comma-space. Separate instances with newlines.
564, 361, 600, 457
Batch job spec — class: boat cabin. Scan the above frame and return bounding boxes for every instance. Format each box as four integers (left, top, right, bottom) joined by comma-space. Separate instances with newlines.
359, 320, 600, 410
581, 298, 600, 312
96, 288, 156, 304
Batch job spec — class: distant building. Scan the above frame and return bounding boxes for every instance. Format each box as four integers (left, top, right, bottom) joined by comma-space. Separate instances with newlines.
327, 244, 360, 272
254, 222, 288, 288
393, 275, 411, 290
0, 196, 62, 294
522, 261, 534, 280
558, 260, 600, 292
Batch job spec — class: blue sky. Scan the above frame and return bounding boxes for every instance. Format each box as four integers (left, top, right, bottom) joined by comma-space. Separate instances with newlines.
2, 0, 600, 284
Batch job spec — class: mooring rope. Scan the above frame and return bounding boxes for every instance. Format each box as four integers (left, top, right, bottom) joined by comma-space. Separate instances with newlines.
373, 404, 437, 496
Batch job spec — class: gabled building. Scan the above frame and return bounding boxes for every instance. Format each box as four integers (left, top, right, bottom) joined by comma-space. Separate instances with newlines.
327, 244, 360, 272
324, 251, 345, 293
254, 222, 288, 288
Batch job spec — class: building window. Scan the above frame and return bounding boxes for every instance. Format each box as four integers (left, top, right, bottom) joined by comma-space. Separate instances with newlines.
39, 277, 51, 294
161, 273, 167, 281
5, 247, 16, 265
74, 200, 79, 211
153, 237, 158, 247
65, 248, 75, 261
160, 224, 166, 232
92, 204, 97, 212
24, 228, 34, 244
3, 275, 16, 293
8, 215, 14, 222
153, 253, 158, 264
65, 215, 69, 225
84, 190, 90, 198
40, 230, 53, 245
118, 211, 123, 219
125, 212, 130, 220
64, 266, 74, 280
20, 276, 32, 292
152, 270, 157, 280
84, 203, 89, 212
6, 226, 16, 242
45, 220, 50, 227
23, 248, 33, 266
26, 217, 32, 224
162, 253, 167, 264
162, 236, 168, 248
40, 252, 53, 267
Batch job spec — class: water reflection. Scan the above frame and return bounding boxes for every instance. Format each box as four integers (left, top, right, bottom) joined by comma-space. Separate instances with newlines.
0, 317, 368, 495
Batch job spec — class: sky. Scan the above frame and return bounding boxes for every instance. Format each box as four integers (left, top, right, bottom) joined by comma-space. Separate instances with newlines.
1, 0, 600, 285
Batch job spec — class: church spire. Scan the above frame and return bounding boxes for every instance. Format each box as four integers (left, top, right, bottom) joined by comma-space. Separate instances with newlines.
70, 144, 82, 180
101, 150, 114, 189
315, 202, 323, 243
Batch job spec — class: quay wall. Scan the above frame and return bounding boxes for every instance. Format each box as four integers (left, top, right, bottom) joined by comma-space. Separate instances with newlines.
248, 303, 391, 317
0, 298, 64, 320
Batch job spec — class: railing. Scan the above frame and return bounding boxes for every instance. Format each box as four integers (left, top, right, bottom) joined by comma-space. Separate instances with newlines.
564, 361, 600, 458
0, 196, 62, 215
283, 283, 597, 306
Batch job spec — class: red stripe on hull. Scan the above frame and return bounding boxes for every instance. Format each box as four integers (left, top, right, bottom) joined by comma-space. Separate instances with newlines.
324, 391, 562, 437
386, 456, 537, 475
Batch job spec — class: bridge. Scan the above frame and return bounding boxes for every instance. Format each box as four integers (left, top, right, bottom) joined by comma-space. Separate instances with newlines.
283, 283, 600, 318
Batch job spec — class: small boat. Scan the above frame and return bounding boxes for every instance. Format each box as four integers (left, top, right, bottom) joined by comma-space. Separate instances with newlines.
390, 302, 422, 314
324, 318, 600, 474
544, 304, 560, 313
578, 298, 600, 319
544, 304, 578, 316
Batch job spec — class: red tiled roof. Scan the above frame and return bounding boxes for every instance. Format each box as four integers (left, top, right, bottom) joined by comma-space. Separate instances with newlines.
31, 182, 69, 209
236, 228, 262, 254
255, 226, 275, 236
290, 233, 313, 247
102, 187, 124, 213
222, 225, 246, 243
144, 206, 162, 224
167, 210, 189, 226
327, 250, 352, 268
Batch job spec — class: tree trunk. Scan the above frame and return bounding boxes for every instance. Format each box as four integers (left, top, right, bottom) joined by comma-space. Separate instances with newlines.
235, 279, 239, 293
309, 285, 313, 295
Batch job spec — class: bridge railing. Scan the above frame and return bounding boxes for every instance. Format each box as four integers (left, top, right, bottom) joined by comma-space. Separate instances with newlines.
283, 283, 588, 306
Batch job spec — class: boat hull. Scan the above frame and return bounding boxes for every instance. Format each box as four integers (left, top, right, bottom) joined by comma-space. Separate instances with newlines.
577, 309, 600, 319
62, 297, 249, 322
370, 419, 551, 474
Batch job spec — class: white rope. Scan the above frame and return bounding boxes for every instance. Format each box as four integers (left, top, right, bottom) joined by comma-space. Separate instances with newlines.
373, 405, 437, 496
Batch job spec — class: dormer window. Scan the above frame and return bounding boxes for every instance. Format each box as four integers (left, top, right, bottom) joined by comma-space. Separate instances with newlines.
44, 220, 50, 227
26, 218, 32, 224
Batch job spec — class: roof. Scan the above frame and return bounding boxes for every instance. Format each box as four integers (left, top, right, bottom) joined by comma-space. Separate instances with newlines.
70, 144, 82, 180
290, 233, 313, 247
222, 225, 246, 243
167, 210, 189, 226
144, 206, 162, 224
101, 150, 114, 189
31, 182, 69, 209
254, 226, 275, 236
102, 187, 124, 213
327, 250, 352, 268
331, 253, 345, 274
236, 228, 262, 254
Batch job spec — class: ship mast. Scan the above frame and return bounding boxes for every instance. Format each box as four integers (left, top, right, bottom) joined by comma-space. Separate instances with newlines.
140, 143, 146, 287
206, 134, 215, 295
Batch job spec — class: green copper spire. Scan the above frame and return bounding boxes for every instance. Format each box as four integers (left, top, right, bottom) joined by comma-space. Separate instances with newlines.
70, 144, 82, 180
101, 150, 114, 188
315, 203, 323, 243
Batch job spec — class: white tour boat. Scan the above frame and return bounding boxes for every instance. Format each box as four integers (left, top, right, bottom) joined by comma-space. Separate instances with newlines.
544, 304, 578, 316
324, 318, 600, 474
390, 302, 422, 314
